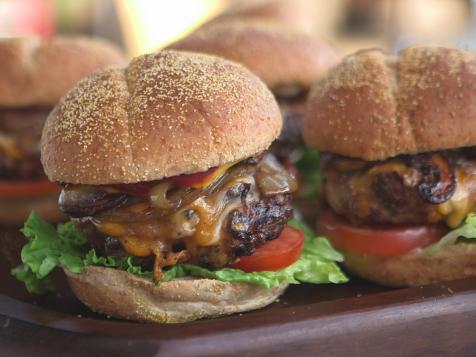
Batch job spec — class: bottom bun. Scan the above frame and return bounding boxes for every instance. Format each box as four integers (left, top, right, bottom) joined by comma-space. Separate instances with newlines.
343, 243, 476, 287
65, 266, 288, 323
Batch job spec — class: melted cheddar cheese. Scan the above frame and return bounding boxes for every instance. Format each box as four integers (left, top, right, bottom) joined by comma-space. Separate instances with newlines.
93, 169, 257, 277
324, 155, 476, 228
190, 161, 236, 189
436, 163, 476, 228
0, 134, 22, 159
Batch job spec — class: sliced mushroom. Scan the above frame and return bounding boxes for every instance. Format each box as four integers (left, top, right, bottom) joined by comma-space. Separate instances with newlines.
59, 185, 128, 218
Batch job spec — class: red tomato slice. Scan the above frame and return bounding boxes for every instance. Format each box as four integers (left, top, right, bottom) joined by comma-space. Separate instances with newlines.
316, 210, 445, 257
109, 182, 156, 197
228, 226, 305, 272
109, 167, 221, 196
0, 180, 59, 198
170, 167, 219, 188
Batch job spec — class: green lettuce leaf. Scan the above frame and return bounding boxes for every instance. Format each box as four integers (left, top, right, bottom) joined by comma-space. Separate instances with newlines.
13, 212, 347, 294
295, 149, 321, 199
11, 264, 54, 295
163, 219, 347, 288
13, 212, 151, 293
426, 213, 476, 254
83, 250, 152, 277
288, 218, 345, 262
18, 212, 88, 280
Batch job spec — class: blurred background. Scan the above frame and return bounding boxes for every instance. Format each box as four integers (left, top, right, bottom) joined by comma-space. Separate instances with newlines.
0, 0, 474, 58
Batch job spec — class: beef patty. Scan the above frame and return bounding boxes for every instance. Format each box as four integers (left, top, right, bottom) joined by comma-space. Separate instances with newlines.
322, 150, 476, 228
62, 154, 296, 277
0, 107, 50, 179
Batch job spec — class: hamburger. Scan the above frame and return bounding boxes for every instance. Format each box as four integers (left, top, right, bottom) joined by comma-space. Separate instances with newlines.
13, 50, 347, 323
303, 45, 476, 287
167, 19, 340, 165
0, 36, 125, 226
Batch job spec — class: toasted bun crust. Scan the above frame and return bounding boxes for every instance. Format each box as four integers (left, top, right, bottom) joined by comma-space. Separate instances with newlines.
303, 46, 476, 161
343, 244, 476, 287
41, 50, 281, 184
0, 191, 65, 226
167, 19, 340, 88
65, 266, 287, 323
0, 36, 126, 107
216, 0, 319, 34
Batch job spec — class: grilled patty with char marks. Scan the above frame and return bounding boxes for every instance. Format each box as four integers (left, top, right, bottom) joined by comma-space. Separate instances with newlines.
322, 149, 476, 228
61, 154, 295, 277
0, 107, 49, 179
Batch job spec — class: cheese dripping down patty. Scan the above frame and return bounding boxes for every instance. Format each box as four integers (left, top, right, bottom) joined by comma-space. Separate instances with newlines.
435, 162, 476, 228
93, 174, 257, 265
64, 154, 297, 279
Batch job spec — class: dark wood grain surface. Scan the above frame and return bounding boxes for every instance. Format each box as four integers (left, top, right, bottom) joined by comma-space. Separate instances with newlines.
2, 240, 476, 356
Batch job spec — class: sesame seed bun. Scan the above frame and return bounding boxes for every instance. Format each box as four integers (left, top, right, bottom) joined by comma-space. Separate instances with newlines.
0, 36, 126, 107
342, 244, 476, 287
65, 266, 287, 323
303, 46, 476, 161
167, 19, 340, 89
41, 50, 282, 184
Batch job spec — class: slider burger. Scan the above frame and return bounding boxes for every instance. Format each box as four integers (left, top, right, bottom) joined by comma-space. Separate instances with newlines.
167, 19, 340, 164
0, 36, 125, 226
0, 36, 125, 267
304, 46, 476, 287
14, 50, 347, 322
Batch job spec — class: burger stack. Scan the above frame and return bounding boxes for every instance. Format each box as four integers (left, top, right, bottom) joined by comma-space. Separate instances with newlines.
11, 39, 347, 322
8, 13, 476, 325
304, 46, 476, 287
0, 36, 125, 264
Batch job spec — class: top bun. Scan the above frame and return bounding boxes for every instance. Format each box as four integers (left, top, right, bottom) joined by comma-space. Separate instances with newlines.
41, 50, 281, 184
0, 36, 126, 107
303, 46, 476, 161
167, 19, 339, 88
215, 0, 319, 34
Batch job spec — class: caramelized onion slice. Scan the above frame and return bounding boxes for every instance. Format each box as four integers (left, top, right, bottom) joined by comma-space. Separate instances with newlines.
256, 153, 298, 196
95, 202, 154, 223
149, 181, 175, 209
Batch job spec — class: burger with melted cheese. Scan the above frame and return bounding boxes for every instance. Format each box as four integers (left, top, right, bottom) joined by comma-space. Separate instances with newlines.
0, 36, 125, 267
304, 46, 476, 287
13, 50, 347, 323
167, 19, 340, 164
0, 36, 125, 226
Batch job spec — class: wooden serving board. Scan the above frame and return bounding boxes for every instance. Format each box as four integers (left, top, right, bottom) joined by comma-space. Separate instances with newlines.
2, 255, 476, 357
